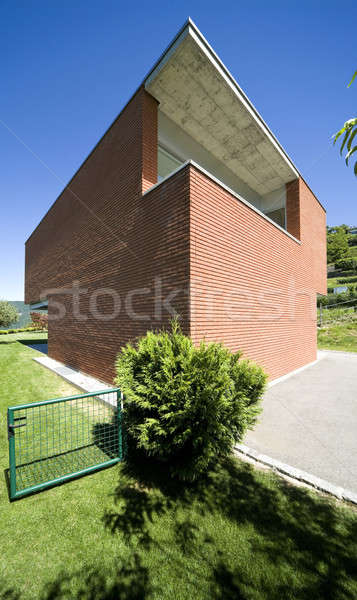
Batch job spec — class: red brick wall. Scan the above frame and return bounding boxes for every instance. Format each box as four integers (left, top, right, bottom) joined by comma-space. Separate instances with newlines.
189, 165, 326, 380
26, 87, 326, 384
298, 177, 327, 297
25, 89, 190, 383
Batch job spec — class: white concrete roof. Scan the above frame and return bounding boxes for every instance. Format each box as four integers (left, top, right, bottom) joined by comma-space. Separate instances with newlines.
144, 19, 298, 196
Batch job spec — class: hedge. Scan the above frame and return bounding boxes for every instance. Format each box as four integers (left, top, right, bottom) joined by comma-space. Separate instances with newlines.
334, 258, 357, 271
0, 327, 43, 335
318, 292, 357, 307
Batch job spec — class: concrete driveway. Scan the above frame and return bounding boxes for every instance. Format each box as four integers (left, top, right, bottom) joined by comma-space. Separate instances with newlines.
244, 350, 357, 494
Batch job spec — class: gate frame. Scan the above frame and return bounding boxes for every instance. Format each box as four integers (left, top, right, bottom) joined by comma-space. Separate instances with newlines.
7, 387, 122, 500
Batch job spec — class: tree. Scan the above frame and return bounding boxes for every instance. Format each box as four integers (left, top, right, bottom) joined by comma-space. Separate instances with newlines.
327, 226, 351, 263
334, 71, 357, 176
0, 300, 19, 328
327, 224, 350, 235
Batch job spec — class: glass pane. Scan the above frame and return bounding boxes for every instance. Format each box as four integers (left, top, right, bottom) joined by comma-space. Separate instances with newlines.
265, 208, 286, 228
158, 146, 183, 181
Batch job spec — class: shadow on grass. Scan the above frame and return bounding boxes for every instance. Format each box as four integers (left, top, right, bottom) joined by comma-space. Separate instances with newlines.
3, 469, 10, 502
0, 552, 153, 599
92, 420, 119, 460
327, 269, 357, 279
101, 451, 357, 599
2, 453, 357, 599
42, 554, 152, 599
0, 335, 47, 346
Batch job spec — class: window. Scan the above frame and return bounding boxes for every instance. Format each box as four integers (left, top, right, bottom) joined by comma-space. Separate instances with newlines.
158, 146, 184, 182
265, 207, 286, 229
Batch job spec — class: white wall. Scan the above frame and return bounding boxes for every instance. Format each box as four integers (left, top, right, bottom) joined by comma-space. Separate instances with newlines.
158, 110, 286, 221
158, 111, 261, 207
261, 186, 286, 213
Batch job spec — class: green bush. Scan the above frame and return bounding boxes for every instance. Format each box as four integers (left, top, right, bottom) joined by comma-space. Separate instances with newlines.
115, 322, 267, 481
335, 258, 356, 271
0, 300, 19, 328
326, 227, 350, 263
338, 276, 357, 284
318, 292, 357, 307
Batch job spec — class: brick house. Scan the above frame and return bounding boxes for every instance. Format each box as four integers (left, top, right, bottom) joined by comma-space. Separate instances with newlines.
25, 19, 326, 384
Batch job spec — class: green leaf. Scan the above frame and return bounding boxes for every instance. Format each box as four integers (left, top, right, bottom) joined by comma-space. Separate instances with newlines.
345, 118, 357, 128
345, 145, 357, 165
347, 126, 357, 151
333, 125, 346, 144
348, 71, 357, 88
340, 129, 350, 155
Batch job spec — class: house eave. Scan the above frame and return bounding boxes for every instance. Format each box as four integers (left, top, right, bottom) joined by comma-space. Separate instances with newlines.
144, 18, 300, 195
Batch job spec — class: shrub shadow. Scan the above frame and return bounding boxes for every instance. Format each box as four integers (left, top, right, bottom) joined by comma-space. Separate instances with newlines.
92, 420, 119, 460
0, 552, 154, 600
3, 468, 11, 502
41, 553, 153, 599
103, 452, 357, 599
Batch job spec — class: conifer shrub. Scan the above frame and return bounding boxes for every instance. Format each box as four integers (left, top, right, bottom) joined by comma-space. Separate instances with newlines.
115, 322, 267, 480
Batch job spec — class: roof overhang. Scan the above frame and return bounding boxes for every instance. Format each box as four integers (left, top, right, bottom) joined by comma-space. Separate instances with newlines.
144, 19, 298, 196
30, 300, 48, 310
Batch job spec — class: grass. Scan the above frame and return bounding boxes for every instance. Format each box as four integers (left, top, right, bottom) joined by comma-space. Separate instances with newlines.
327, 272, 357, 284
319, 262, 357, 352
318, 317, 357, 352
326, 271, 357, 288
320, 306, 357, 322
0, 330, 48, 344
1, 339, 357, 598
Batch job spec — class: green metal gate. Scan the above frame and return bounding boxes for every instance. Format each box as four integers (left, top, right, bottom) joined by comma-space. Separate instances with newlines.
7, 388, 122, 500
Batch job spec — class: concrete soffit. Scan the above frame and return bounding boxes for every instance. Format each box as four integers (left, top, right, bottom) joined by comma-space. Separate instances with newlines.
144, 19, 299, 197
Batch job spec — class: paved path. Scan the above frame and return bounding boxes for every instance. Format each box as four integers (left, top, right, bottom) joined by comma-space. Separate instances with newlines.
245, 351, 357, 494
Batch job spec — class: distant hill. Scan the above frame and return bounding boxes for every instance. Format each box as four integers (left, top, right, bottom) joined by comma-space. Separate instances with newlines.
0, 301, 31, 329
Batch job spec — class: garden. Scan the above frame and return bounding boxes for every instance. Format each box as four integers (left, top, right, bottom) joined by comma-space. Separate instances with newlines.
318, 255, 357, 352
1, 323, 357, 599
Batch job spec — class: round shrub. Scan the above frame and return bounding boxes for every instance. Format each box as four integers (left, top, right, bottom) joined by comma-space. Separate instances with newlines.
115, 322, 267, 481
0, 300, 19, 328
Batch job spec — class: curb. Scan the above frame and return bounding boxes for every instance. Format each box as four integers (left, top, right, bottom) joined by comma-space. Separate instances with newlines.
267, 354, 324, 388
33, 356, 112, 394
234, 443, 357, 506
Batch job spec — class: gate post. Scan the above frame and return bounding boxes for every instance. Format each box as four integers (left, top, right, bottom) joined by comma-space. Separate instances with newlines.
7, 408, 16, 500
117, 390, 123, 460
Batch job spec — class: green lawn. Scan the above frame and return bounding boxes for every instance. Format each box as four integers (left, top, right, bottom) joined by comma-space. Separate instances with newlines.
0, 330, 48, 344
318, 318, 357, 352
326, 270, 357, 289
1, 338, 357, 599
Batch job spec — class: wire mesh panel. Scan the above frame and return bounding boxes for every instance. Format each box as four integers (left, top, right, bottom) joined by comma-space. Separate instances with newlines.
7, 388, 122, 500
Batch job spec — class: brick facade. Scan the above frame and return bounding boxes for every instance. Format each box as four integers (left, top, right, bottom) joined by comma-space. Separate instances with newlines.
25, 88, 190, 383
189, 167, 326, 381
25, 88, 326, 383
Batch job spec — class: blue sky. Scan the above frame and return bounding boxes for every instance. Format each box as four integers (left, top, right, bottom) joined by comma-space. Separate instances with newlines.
1, 0, 356, 300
